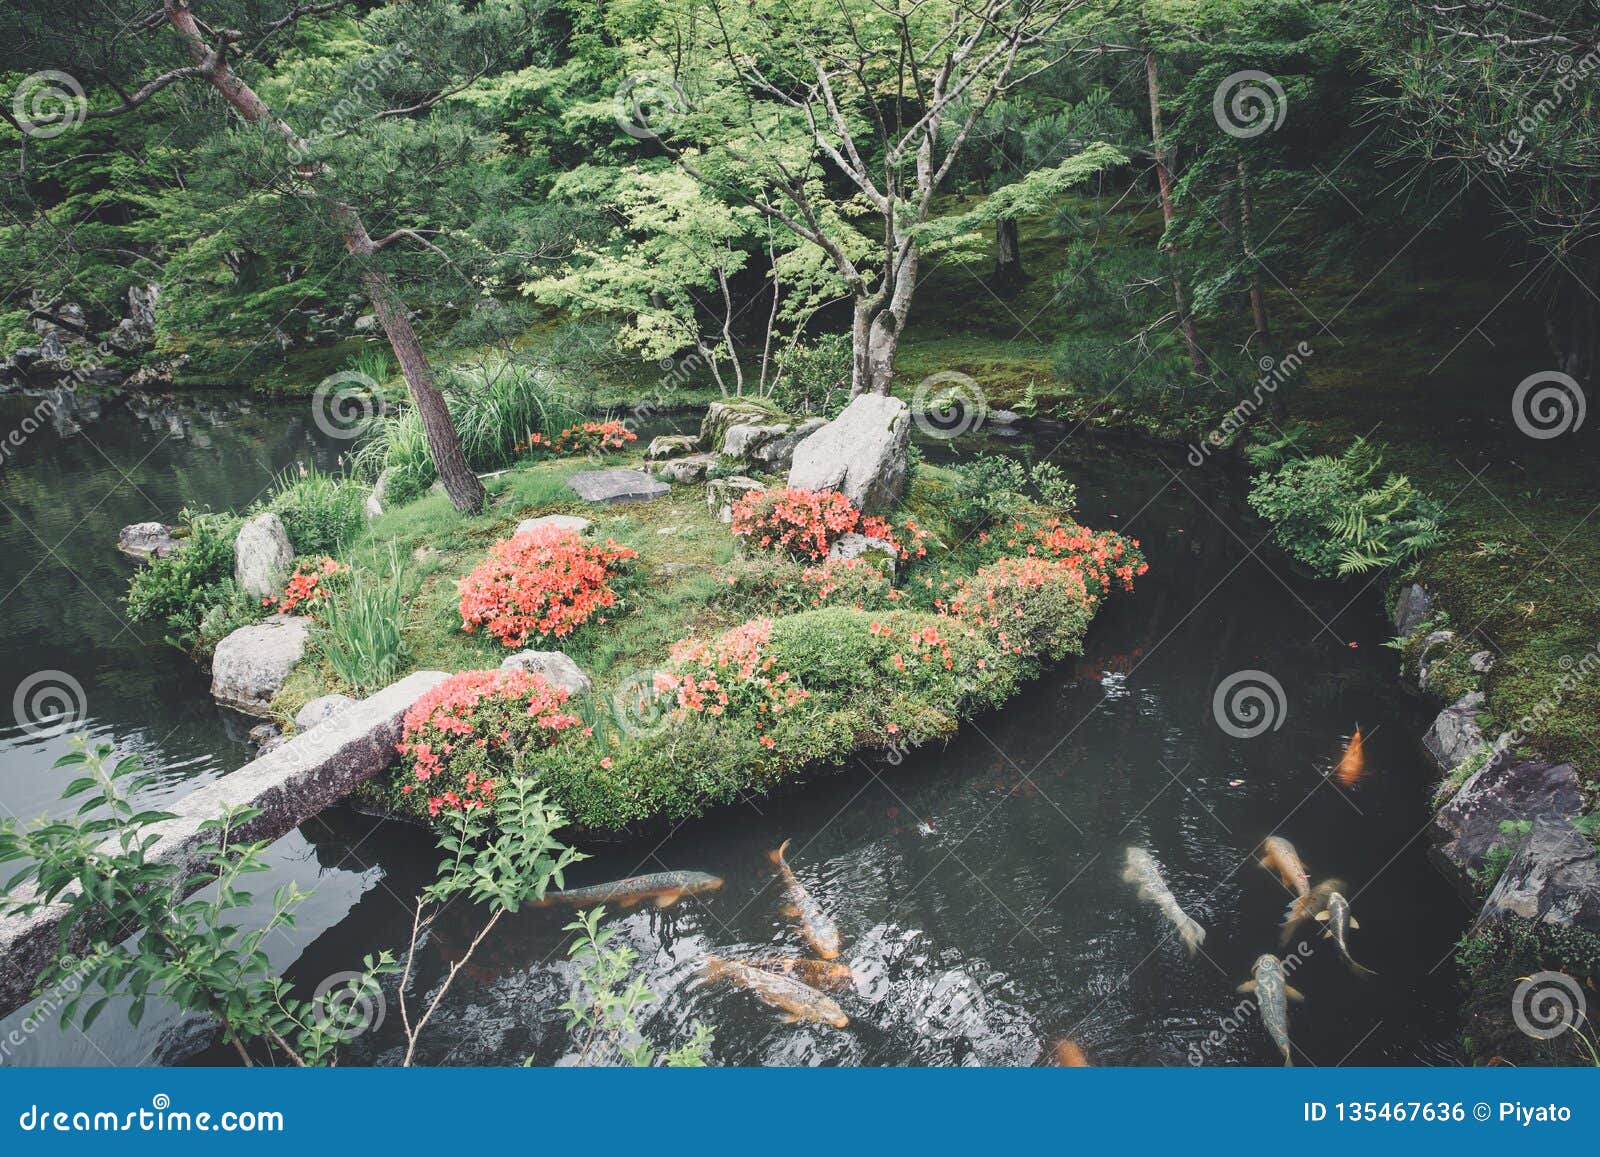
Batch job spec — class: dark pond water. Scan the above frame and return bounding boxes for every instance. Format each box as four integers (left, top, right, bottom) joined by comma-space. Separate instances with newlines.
0, 391, 1470, 1067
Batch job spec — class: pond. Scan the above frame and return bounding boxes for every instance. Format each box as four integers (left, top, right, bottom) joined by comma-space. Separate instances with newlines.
0, 390, 1470, 1066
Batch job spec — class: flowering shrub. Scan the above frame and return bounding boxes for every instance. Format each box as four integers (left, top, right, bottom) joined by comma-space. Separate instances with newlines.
660, 619, 809, 739
942, 555, 1095, 661
731, 487, 897, 561
458, 526, 636, 647
395, 668, 589, 819
525, 420, 636, 457
265, 556, 345, 615
976, 517, 1146, 600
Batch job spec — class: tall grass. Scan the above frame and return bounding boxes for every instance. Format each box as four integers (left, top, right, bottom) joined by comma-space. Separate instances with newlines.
350, 356, 583, 509
263, 465, 367, 556
311, 540, 413, 695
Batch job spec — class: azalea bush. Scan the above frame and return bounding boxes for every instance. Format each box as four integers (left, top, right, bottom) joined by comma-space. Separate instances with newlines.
457, 525, 637, 647
973, 517, 1146, 600
716, 555, 900, 614
391, 668, 592, 819
943, 555, 1095, 661
266, 556, 346, 615
731, 487, 898, 561
525, 419, 636, 457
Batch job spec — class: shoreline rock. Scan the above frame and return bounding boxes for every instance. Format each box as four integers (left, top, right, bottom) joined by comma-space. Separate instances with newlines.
210, 615, 310, 716
788, 394, 911, 512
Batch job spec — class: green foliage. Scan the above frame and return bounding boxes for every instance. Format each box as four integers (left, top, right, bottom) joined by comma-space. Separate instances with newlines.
351, 408, 435, 506
950, 453, 1078, 531
1248, 439, 1445, 578
310, 541, 414, 695
771, 333, 852, 417
1477, 820, 1533, 891
442, 357, 584, 471
125, 509, 254, 653
560, 907, 713, 1067
264, 465, 367, 556
0, 739, 396, 1066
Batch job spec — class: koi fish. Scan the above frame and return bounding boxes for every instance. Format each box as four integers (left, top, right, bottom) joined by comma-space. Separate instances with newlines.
1122, 847, 1206, 956
1259, 836, 1310, 901
1053, 1040, 1092, 1067
1236, 953, 1305, 1066
744, 956, 857, 993
703, 956, 849, 1028
771, 839, 842, 959
1316, 891, 1376, 977
536, 870, 722, 908
1279, 878, 1346, 946
1334, 727, 1365, 786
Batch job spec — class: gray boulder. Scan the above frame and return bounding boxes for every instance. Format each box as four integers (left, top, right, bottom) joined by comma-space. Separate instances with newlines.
1392, 582, 1435, 636
234, 512, 293, 599
516, 514, 593, 537
751, 417, 827, 473
117, 521, 179, 562
1470, 650, 1496, 674
656, 454, 717, 484
827, 533, 898, 578
500, 650, 592, 697
645, 434, 701, 461
707, 475, 766, 523
721, 422, 789, 461
788, 394, 911, 513
566, 468, 669, 505
1416, 629, 1457, 694
295, 693, 356, 732
365, 467, 393, 519
1423, 690, 1486, 774
247, 721, 281, 748
700, 401, 778, 451
1431, 754, 1584, 889
1479, 817, 1600, 931
210, 615, 310, 716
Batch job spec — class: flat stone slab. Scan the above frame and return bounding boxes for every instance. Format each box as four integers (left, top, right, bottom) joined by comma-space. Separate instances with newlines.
0, 670, 450, 1019
294, 693, 355, 732
516, 514, 592, 536
566, 468, 669, 505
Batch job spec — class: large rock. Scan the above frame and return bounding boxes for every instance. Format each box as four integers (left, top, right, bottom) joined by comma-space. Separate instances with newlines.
117, 521, 179, 562
750, 417, 827, 473
700, 401, 778, 451
707, 475, 766, 523
721, 422, 790, 461
0, 670, 450, 1020
566, 468, 669, 505
500, 650, 592, 697
516, 514, 592, 537
827, 533, 898, 578
787, 394, 911, 513
1415, 629, 1457, 695
211, 615, 310, 716
295, 693, 356, 732
1392, 582, 1435, 636
1431, 754, 1584, 889
645, 434, 701, 461
234, 512, 293, 598
1422, 691, 1486, 773
656, 453, 717, 484
1478, 817, 1600, 931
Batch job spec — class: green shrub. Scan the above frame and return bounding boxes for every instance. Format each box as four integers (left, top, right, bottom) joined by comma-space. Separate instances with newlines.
950, 453, 1078, 531
263, 465, 366, 556
1052, 334, 1189, 402
772, 333, 851, 417
125, 509, 250, 651
443, 357, 583, 470
311, 542, 413, 695
350, 408, 435, 505
1248, 438, 1445, 578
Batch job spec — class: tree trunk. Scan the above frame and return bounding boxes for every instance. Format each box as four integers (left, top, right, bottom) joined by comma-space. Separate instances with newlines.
1144, 49, 1206, 376
993, 216, 1024, 291
850, 299, 899, 396
1236, 160, 1272, 349
163, 0, 484, 513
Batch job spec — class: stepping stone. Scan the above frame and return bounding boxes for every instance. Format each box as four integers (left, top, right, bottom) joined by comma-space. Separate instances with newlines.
566, 468, 670, 505
516, 514, 593, 536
